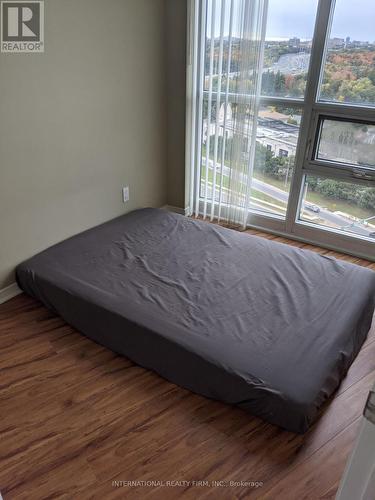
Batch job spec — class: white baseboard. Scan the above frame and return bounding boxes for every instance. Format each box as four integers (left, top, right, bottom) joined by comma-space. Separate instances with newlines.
161, 205, 191, 216
0, 282, 22, 304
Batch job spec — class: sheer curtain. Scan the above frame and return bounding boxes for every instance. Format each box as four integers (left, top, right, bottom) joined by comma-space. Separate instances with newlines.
197, 0, 268, 228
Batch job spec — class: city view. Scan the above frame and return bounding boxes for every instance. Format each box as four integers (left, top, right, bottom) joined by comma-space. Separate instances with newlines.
201, 0, 375, 238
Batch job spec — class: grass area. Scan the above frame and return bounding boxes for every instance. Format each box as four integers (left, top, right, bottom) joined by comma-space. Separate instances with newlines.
202, 165, 289, 201
200, 166, 287, 215
304, 191, 373, 220
250, 189, 287, 216
251, 189, 286, 208
201, 165, 286, 206
200, 165, 229, 190
253, 171, 291, 192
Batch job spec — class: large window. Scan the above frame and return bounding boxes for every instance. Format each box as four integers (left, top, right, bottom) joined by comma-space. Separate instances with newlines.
188, 0, 375, 259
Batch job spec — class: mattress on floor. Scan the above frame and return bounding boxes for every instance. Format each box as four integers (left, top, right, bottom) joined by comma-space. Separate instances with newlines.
16, 208, 375, 433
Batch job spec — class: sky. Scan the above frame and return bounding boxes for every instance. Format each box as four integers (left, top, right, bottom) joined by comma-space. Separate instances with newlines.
329, 0, 374, 41
267, 0, 374, 41
210, 0, 375, 42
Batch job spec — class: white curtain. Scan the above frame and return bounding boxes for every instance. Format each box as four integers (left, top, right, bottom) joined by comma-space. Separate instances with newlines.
197, 0, 268, 228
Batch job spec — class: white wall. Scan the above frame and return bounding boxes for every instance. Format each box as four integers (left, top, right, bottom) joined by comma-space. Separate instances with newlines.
0, 0, 168, 289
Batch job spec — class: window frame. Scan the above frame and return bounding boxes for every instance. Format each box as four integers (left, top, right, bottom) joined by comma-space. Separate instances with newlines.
186, 0, 375, 260
306, 113, 375, 175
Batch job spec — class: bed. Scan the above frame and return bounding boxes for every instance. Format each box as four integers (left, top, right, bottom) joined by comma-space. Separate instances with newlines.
16, 208, 375, 433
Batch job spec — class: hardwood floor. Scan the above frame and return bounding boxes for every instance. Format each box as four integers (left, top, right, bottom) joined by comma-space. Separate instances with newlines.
0, 230, 374, 500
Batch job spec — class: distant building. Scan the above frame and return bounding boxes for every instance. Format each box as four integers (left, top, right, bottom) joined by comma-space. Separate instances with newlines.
352, 40, 370, 47
345, 36, 350, 48
288, 37, 300, 48
203, 104, 299, 160
328, 37, 345, 49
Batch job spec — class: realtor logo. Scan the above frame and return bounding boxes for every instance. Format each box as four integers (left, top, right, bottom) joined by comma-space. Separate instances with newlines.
1, 1, 44, 52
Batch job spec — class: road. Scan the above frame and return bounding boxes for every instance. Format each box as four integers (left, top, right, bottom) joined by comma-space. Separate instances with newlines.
253, 177, 373, 237
203, 159, 373, 238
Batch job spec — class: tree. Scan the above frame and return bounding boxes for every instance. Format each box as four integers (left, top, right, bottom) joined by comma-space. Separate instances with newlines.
254, 143, 294, 181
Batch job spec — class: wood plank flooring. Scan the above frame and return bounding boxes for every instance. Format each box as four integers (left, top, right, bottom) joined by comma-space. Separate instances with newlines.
0, 230, 374, 500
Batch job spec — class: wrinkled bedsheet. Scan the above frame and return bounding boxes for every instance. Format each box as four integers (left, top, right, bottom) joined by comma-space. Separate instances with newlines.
16, 208, 375, 432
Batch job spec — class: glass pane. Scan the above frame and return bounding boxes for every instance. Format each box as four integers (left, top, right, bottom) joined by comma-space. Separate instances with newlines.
200, 96, 224, 201
319, 0, 375, 106
200, 98, 257, 205
203, 0, 319, 98
299, 175, 375, 239
204, 0, 229, 92
200, 101, 302, 218
253, 106, 302, 215
316, 118, 375, 168
261, 0, 318, 98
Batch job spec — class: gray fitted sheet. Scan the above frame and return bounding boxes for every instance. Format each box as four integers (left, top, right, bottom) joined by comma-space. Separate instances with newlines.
16, 208, 375, 432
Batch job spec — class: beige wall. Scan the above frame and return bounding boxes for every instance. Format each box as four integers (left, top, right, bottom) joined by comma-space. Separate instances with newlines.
166, 0, 187, 210
0, 0, 167, 289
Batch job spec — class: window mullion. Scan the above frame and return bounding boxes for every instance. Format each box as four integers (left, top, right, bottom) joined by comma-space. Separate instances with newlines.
285, 0, 335, 234
259, 96, 306, 109
313, 102, 375, 122
203, 90, 307, 110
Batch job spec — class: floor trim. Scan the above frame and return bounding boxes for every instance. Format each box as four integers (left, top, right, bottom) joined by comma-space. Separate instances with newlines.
0, 282, 22, 304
